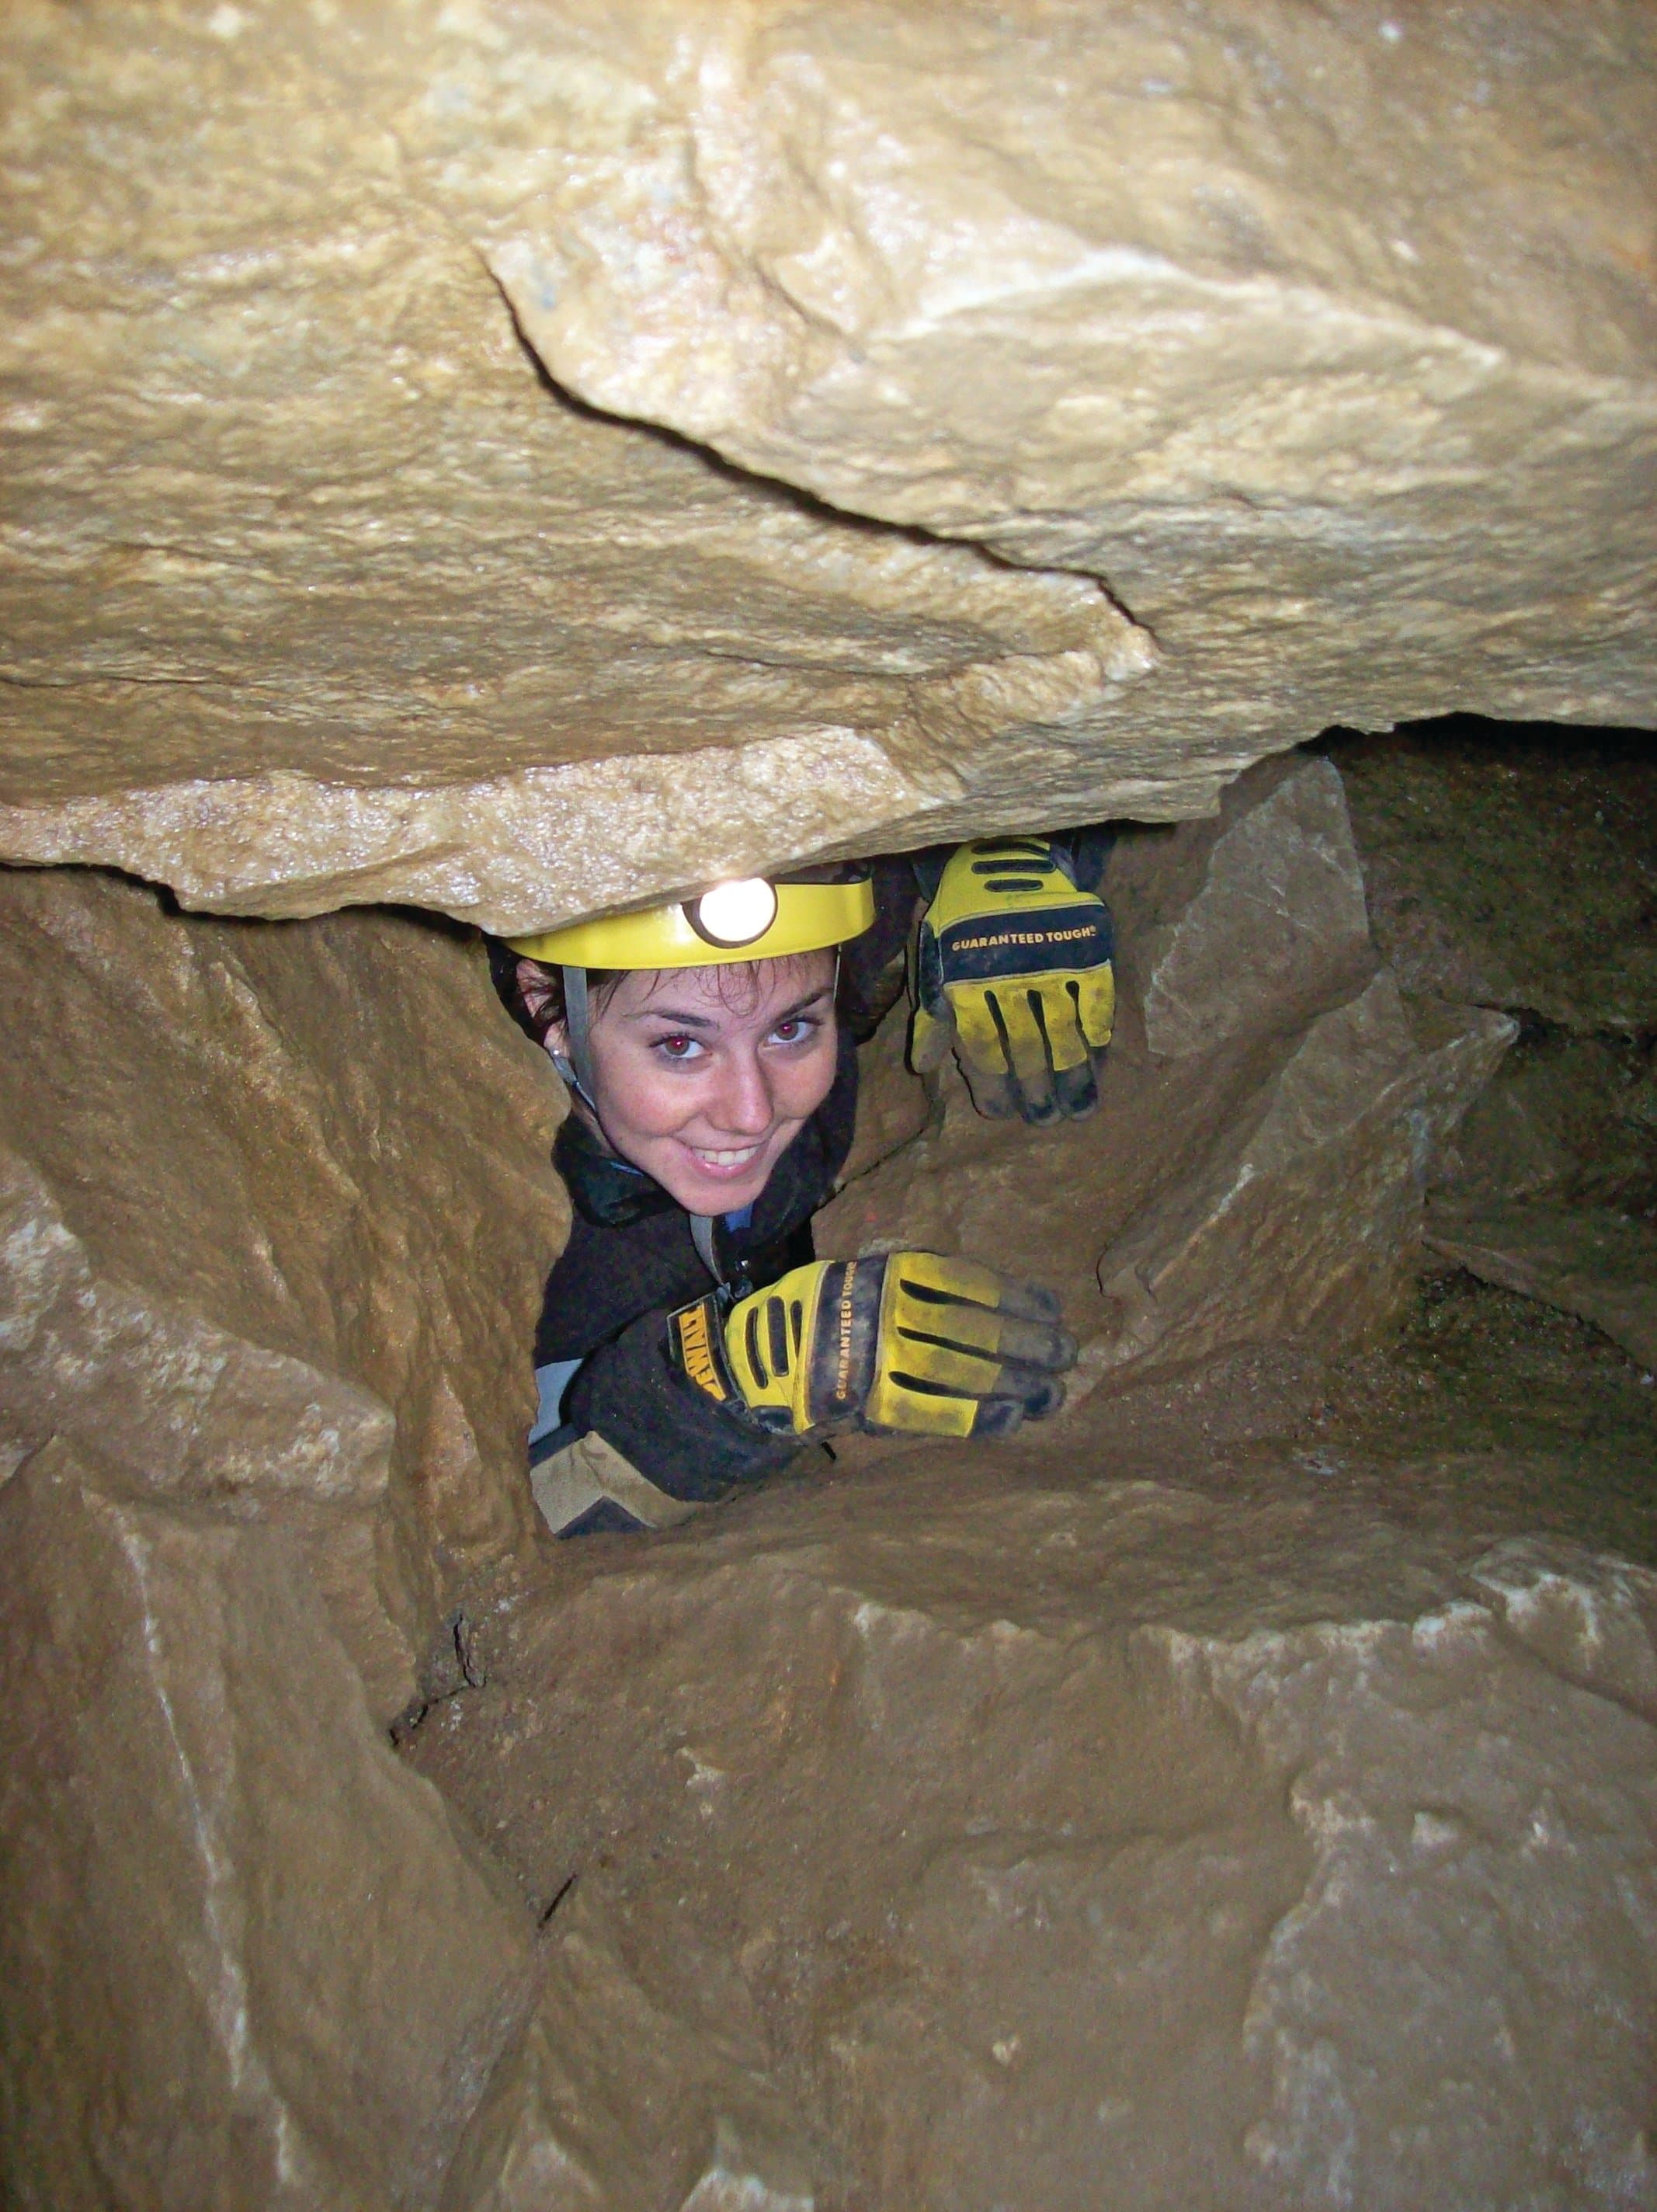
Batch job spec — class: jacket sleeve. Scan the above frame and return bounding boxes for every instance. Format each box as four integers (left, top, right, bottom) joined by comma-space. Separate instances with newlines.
564, 1307, 807, 1502
837, 854, 918, 1042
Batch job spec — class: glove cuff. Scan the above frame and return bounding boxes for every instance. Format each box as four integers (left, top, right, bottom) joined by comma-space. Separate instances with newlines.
667, 1278, 832, 1438
666, 1292, 766, 1424
683, 1258, 894, 1437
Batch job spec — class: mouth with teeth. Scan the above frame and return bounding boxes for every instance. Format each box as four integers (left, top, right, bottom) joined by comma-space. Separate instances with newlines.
680, 1139, 766, 1177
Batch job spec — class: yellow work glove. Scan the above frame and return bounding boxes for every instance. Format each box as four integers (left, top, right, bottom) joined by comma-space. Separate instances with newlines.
667, 1254, 1075, 1441
911, 837, 1116, 1122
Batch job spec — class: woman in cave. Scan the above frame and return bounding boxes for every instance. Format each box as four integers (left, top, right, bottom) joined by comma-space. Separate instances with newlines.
491, 836, 1117, 1537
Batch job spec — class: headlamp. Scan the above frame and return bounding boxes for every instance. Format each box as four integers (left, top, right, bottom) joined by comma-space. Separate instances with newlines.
505, 869, 874, 969
686, 878, 780, 948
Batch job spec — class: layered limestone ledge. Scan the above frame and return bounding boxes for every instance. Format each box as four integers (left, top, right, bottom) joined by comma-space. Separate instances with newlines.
4, 0, 1654, 928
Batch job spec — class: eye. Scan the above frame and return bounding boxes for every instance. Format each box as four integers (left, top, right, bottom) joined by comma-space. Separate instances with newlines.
651, 1033, 703, 1063
769, 1015, 818, 1046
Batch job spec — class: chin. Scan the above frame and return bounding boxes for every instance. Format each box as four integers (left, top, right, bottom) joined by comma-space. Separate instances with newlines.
671, 1170, 770, 1215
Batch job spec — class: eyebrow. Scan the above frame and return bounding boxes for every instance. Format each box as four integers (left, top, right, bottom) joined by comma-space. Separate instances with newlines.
625, 986, 835, 1031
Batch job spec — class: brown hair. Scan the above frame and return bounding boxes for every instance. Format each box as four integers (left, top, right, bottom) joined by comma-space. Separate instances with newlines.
512, 951, 842, 1049
509, 960, 622, 1051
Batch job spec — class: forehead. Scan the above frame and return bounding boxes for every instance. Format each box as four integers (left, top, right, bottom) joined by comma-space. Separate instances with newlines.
606, 951, 835, 1024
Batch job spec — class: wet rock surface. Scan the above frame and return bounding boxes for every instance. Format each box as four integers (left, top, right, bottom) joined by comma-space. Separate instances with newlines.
0, 868, 565, 1712
2, 6, 1653, 924
0, 1439, 534, 2212
406, 1459, 1657, 2211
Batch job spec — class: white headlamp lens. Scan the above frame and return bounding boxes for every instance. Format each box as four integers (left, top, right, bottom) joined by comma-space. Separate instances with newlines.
691, 878, 779, 948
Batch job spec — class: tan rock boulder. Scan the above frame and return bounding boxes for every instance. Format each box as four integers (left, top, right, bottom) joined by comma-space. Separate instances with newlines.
0, 1440, 533, 2212
0, 868, 565, 1711
408, 1465, 1657, 2209
439, 1880, 815, 2212
1093, 975, 1514, 1383
824, 757, 1513, 1390
0, 0, 1151, 929
490, 5, 1657, 750
3, 2, 1652, 926
1110, 755, 1376, 1059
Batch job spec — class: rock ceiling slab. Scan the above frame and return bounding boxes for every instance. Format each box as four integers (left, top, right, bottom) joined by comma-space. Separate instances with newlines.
2, 1, 1652, 926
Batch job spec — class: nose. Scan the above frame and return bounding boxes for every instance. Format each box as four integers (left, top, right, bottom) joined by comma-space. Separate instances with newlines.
705, 1043, 776, 1138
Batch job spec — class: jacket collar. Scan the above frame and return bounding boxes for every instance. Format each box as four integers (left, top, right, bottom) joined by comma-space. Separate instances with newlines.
553, 1113, 677, 1227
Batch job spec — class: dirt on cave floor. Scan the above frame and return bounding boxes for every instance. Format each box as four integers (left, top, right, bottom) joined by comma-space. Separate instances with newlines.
802, 1257, 1657, 1574
1051, 1261, 1657, 1567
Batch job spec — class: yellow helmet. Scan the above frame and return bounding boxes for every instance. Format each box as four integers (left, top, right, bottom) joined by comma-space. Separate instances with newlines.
505, 867, 874, 1117
505, 870, 874, 970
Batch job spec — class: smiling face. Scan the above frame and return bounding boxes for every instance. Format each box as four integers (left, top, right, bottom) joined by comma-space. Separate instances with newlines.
529, 951, 840, 1216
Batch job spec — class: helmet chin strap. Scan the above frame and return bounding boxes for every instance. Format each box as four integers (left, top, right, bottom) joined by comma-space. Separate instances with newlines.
555, 965, 600, 1114
559, 962, 722, 1281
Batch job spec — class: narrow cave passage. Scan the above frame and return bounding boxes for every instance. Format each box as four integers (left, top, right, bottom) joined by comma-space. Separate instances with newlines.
5, 1, 1654, 2197
409, 712, 1657, 1612
389, 716, 1657, 2207
3, 716, 1654, 2212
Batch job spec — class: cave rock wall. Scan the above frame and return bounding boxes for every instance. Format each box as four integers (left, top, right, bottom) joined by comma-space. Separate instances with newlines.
0, 867, 567, 1713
